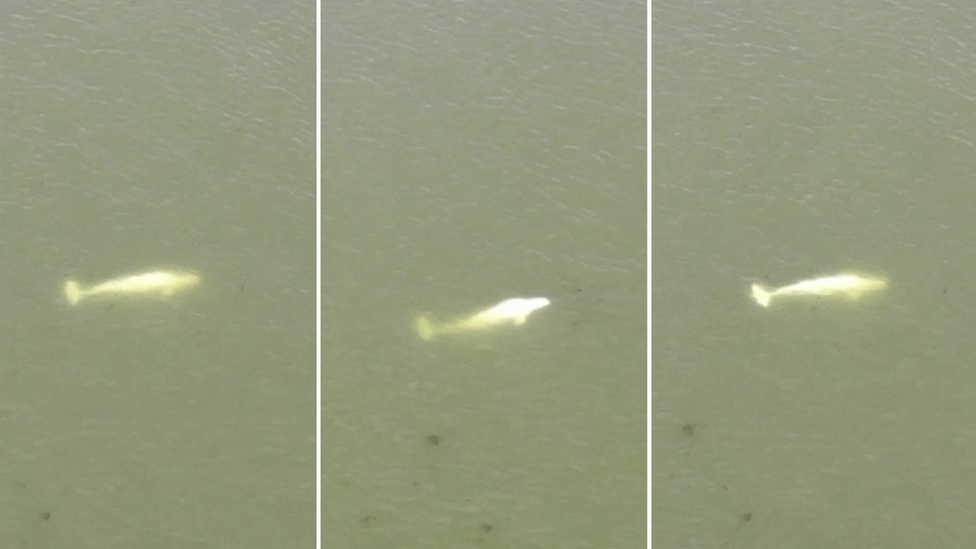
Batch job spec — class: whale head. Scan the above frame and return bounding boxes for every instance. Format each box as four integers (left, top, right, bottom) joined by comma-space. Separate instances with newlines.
493, 297, 551, 324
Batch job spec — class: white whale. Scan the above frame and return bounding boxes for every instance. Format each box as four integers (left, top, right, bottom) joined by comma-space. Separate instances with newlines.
64, 269, 200, 306
751, 273, 888, 308
414, 297, 550, 341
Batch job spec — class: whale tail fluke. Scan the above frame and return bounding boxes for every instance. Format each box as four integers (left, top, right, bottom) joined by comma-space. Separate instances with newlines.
65, 280, 83, 305
751, 284, 772, 308
415, 316, 436, 341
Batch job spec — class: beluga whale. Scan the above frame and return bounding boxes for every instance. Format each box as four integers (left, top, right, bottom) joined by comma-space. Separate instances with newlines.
64, 269, 201, 306
414, 297, 550, 341
750, 273, 888, 308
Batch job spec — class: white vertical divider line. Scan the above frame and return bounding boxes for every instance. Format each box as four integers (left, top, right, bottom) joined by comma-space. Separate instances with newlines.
315, 0, 322, 545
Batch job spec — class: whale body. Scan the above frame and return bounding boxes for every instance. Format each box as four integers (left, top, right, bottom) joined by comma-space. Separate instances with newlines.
414, 297, 550, 341
751, 273, 887, 308
65, 269, 200, 306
